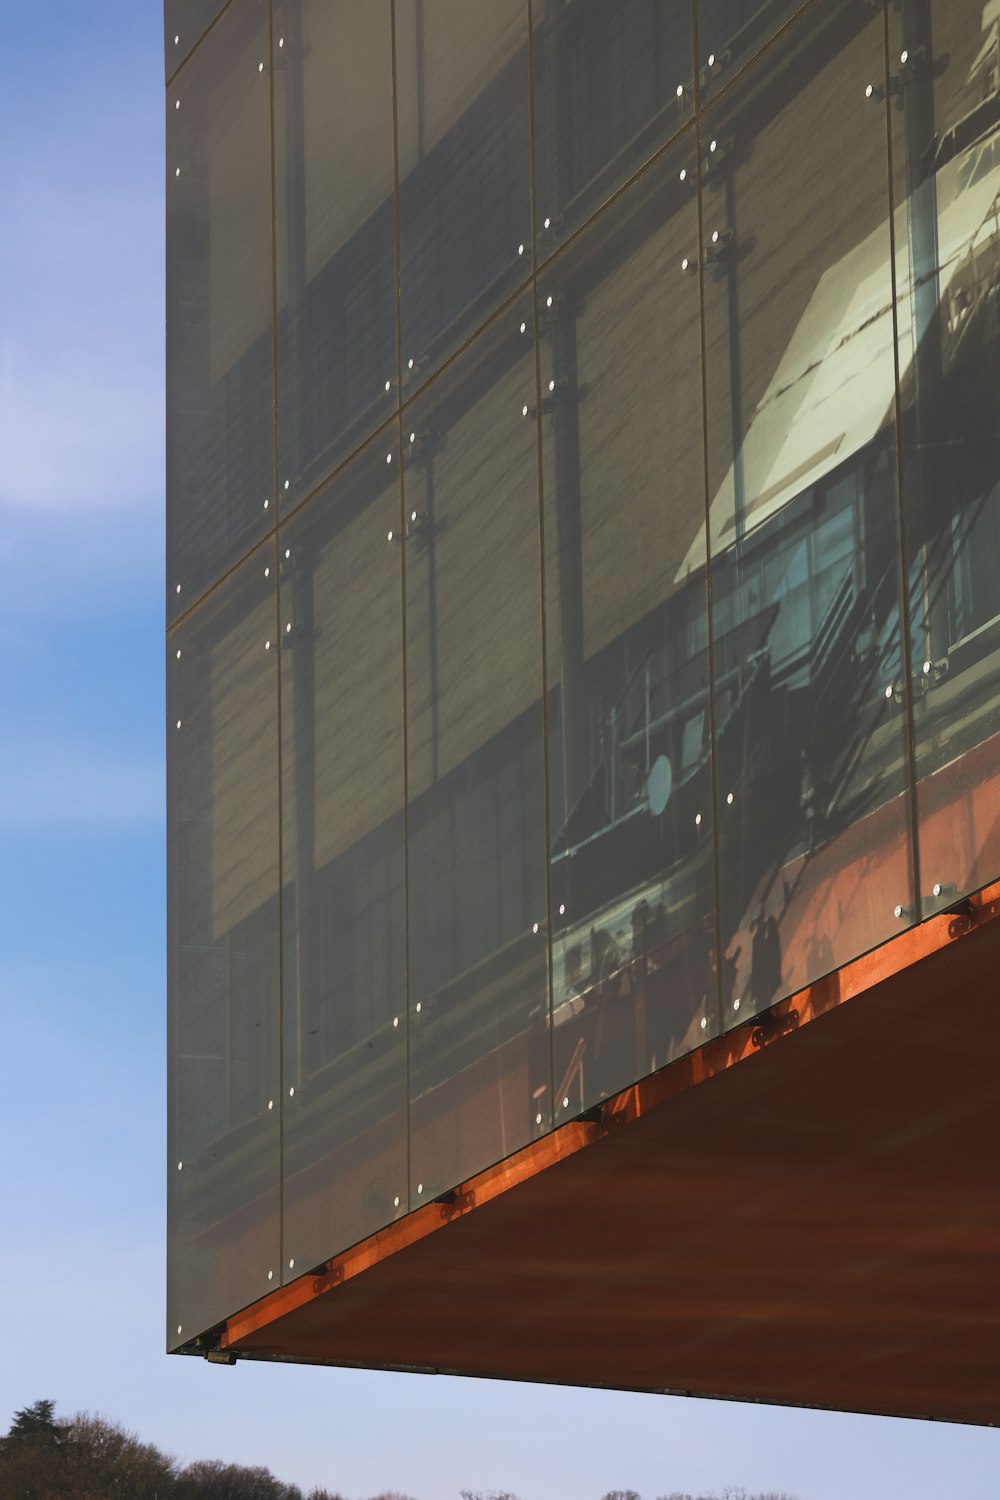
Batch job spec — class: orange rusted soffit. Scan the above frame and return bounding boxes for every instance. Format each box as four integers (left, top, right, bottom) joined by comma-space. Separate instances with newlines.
222, 878, 1000, 1364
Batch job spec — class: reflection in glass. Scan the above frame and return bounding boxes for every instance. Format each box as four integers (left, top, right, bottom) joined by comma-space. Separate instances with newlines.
166, 0, 274, 622
279, 435, 407, 1272
533, 0, 694, 254
274, 0, 397, 512
404, 297, 549, 1198
540, 138, 719, 1116
167, 541, 280, 1349
395, 0, 532, 391
696, 0, 806, 101
890, 0, 1000, 911
700, 0, 913, 1027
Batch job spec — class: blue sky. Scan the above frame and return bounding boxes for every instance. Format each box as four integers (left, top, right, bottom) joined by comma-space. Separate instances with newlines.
0, 5, 997, 1498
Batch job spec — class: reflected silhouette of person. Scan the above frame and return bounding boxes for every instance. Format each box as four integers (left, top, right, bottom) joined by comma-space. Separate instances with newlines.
764, 914, 782, 1000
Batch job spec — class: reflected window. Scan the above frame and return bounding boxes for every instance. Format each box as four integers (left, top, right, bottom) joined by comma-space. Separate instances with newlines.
539, 137, 719, 1112
890, 0, 1000, 908
700, 0, 914, 1022
532, 0, 694, 253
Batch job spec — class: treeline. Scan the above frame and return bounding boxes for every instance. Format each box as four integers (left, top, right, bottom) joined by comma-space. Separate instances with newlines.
0, 1401, 800, 1500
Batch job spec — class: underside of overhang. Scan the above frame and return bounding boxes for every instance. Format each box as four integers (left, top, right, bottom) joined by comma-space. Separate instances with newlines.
218, 884, 1000, 1427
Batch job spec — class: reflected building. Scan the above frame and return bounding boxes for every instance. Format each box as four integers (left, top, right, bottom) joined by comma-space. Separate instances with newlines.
166, 0, 1000, 1422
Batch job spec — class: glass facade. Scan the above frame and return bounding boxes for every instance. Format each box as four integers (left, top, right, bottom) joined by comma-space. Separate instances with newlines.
167, 0, 1000, 1348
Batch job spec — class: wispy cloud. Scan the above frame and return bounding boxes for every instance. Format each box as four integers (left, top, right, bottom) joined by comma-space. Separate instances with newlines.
0, 736, 162, 829
0, 347, 162, 512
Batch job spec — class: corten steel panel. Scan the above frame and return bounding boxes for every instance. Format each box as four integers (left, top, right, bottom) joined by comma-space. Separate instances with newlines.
220, 879, 1000, 1427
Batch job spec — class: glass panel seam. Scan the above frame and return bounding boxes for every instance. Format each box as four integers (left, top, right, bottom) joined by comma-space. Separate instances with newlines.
879, 0, 923, 922
390, 0, 413, 1218
690, 16, 726, 1040
526, 0, 556, 1131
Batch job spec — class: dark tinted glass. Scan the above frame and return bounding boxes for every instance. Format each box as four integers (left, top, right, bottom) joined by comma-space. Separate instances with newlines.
540, 137, 720, 1118
533, 0, 695, 255
279, 435, 408, 1272
165, 0, 230, 78
404, 297, 550, 1199
696, 0, 807, 100
273, 0, 397, 513
889, 0, 1000, 913
395, 0, 532, 392
167, 541, 280, 1349
700, 0, 914, 1029
166, 0, 274, 623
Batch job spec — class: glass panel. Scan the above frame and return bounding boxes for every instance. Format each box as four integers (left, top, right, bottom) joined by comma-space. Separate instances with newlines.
532, 0, 695, 256
280, 434, 408, 1273
165, 0, 230, 78
701, 0, 914, 1031
274, 0, 397, 513
167, 0, 274, 624
167, 540, 280, 1348
404, 296, 549, 1199
889, 0, 1000, 912
696, 0, 807, 101
540, 137, 719, 1120
395, 0, 532, 393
